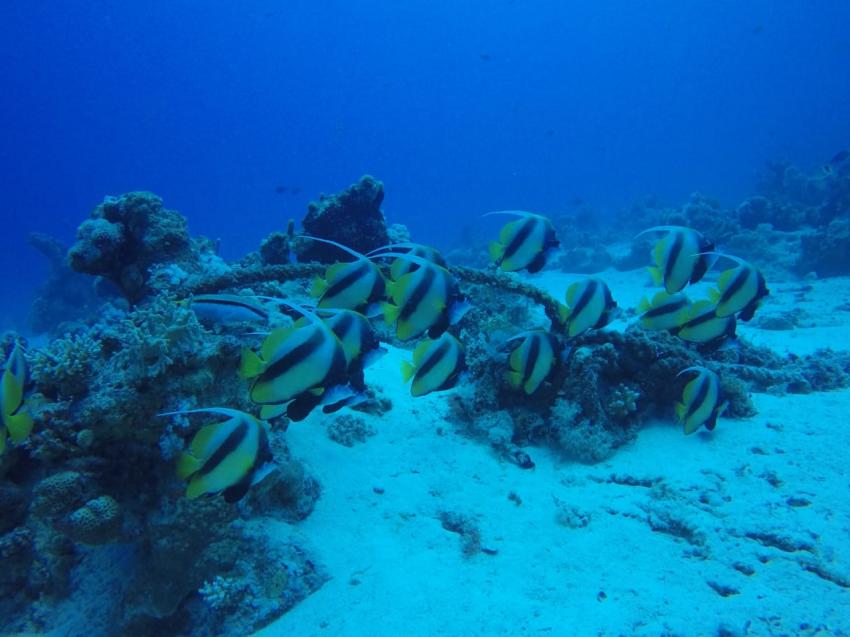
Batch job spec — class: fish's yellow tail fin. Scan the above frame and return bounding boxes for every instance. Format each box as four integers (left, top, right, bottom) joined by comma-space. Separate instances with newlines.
674, 402, 687, 421
382, 302, 400, 326
177, 452, 202, 480
488, 241, 504, 263
400, 360, 417, 383
6, 411, 33, 443
506, 370, 522, 389
239, 349, 265, 379
647, 266, 664, 287
185, 476, 208, 500
309, 276, 328, 298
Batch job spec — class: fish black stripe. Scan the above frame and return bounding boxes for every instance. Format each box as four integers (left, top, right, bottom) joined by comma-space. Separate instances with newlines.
263, 328, 326, 380
720, 268, 749, 305
199, 420, 250, 477
399, 266, 437, 321
663, 232, 684, 285
503, 217, 537, 262
195, 298, 268, 319
643, 298, 687, 319
685, 375, 710, 421
325, 261, 370, 299
331, 311, 355, 340
417, 339, 452, 379
570, 280, 597, 319
684, 307, 718, 328
524, 334, 541, 386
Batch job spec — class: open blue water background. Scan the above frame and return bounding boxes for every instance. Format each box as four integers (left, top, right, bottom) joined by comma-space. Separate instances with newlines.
1, 1, 849, 329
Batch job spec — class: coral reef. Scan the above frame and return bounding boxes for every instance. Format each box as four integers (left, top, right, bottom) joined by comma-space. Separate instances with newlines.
297, 175, 389, 263
797, 218, 850, 276
67, 192, 224, 303
326, 414, 377, 447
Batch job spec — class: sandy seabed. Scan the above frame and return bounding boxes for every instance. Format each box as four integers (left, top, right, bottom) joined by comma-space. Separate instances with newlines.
255, 268, 850, 637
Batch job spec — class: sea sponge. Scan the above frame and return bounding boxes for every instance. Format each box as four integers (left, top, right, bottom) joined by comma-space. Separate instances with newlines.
67, 496, 123, 545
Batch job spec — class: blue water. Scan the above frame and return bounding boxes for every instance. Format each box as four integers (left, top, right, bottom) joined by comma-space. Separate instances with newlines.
2, 1, 849, 329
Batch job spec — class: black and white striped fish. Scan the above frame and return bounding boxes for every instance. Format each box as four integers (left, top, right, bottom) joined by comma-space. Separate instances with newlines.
705, 253, 769, 321
505, 330, 561, 395
675, 367, 728, 435
379, 254, 469, 341
637, 226, 715, 294
306, 237, 386, 313
160, 408, 275, 502
559, 277, 617, 338
401, 333, 466, 397
487, 211, 560, 274
637, 291, 691, 331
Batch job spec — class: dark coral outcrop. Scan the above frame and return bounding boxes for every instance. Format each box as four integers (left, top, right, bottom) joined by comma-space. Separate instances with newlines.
297, 175, 389, 263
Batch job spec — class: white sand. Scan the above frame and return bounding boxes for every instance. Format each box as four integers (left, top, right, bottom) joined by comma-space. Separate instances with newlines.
256, 269, 850, 637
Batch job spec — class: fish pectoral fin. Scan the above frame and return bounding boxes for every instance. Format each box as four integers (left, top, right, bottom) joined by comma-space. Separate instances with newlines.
400, 360, 417, 383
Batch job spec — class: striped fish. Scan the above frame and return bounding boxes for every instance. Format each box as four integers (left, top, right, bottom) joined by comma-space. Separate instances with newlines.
637, 226, 715, 294
672, 300, 737, 346
160, 408, 275, 502
487, 211, 560, 273
705, 253, 769, 321
239, 303, 350, 420
306, 237, 385, 312
675, 367, 728, 435
181, 294, 269, 324
401, 333, 466, 397
316, 308, 386, 376
368, 242, 447, 280
1, 343, 33, 455
505, 330, 560, 395
380, 255, 469, 341
559, 278, 617, 338
637, 291, 691, 331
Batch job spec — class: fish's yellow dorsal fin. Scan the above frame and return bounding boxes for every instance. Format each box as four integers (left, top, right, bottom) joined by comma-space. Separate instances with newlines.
325, 261, 350, 281
688, 300, 715, 317
260, 325, 297, 360
412, 339, 433, 365
400, 359, 417, 383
